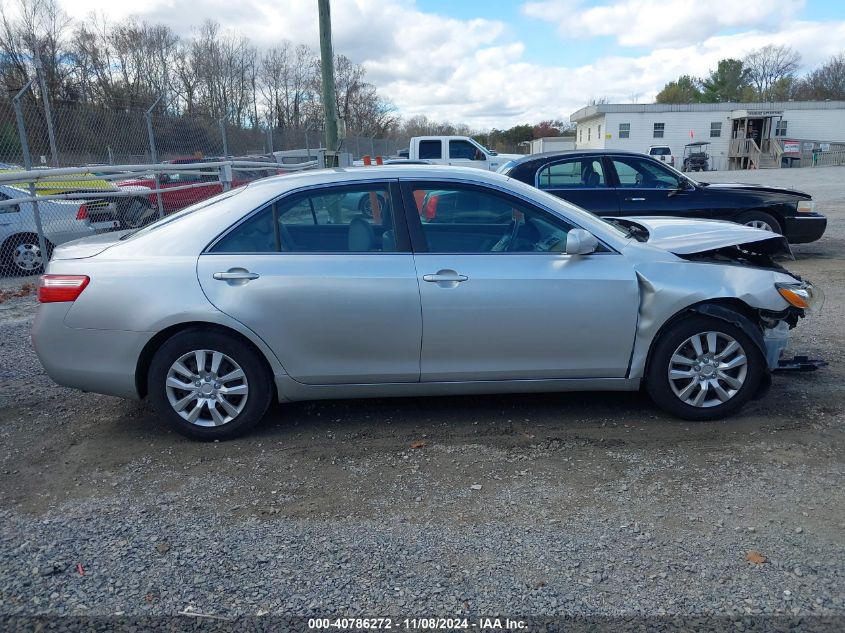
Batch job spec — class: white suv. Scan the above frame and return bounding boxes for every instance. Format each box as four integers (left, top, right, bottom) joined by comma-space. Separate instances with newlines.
647, 145, 674, 167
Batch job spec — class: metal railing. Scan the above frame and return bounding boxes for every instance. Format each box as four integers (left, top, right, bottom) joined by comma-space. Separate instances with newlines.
810, 149, 845, 167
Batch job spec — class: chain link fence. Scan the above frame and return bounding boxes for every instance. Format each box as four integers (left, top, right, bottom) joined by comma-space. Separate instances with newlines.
0, 95, 403, 278
1, 101, 403, 168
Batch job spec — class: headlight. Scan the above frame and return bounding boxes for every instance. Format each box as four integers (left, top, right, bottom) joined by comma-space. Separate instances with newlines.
776, 281, 820, 310
796, 200, 815, 213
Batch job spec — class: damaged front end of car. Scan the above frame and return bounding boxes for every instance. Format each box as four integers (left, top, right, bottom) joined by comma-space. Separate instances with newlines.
616, 216, 826, 384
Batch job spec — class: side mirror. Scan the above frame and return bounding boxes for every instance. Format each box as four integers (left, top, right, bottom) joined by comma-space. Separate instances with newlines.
565, 228, 599, 255
668, 178, 693, 197
474, 149, 485, 161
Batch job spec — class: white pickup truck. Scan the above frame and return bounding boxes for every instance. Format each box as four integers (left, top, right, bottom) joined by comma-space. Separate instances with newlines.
407, 136, 522, 171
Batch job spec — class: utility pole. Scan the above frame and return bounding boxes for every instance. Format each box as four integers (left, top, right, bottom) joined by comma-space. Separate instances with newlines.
33, 47, 59, 167
318, 0, 339, 167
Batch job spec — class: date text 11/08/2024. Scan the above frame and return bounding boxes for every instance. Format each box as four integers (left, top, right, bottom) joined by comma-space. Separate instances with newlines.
307, 617, 528, 630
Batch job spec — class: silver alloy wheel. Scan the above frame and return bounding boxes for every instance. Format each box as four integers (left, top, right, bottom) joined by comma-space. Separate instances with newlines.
668, 331, 748, 408
165, 349, 249, 427
12, 242, 43, 272
744, 219, 774, 232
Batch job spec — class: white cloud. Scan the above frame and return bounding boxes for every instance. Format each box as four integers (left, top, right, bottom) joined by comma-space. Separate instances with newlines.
522, 0, 805, 47
55, 0, 845, 129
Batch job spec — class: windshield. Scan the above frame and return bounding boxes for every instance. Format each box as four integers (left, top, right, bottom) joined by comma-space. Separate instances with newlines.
120, 187, 245, 240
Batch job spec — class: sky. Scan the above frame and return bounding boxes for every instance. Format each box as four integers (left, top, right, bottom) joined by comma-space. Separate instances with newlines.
56, 0, 845, 129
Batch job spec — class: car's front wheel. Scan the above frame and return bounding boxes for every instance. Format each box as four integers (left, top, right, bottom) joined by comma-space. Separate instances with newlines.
147, 329, 273, 440
738, 210, 782, 234
646, 315, 765, 421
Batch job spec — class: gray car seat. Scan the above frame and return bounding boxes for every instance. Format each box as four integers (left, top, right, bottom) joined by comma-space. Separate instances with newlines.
348, 216, 376, 251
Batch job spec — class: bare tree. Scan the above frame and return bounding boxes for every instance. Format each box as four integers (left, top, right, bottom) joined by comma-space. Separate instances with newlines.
0, 0, 74, 100
796, 53, 845, 100
743, 45, 801, 100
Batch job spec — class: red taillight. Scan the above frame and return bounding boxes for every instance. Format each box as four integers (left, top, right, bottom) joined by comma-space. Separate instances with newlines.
76, 204, 88, 220
38, 275, 90, 303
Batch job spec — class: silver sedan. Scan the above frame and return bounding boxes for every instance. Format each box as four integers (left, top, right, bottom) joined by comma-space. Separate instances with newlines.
31, 166, 818, 439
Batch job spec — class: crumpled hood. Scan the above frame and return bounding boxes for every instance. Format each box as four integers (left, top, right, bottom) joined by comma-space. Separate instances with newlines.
613, 216, 791, 257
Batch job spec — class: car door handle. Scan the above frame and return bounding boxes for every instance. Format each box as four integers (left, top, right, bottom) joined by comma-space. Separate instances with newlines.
213, 270, 260, 281
625, 197, 646, 201
423, 272, 468, 283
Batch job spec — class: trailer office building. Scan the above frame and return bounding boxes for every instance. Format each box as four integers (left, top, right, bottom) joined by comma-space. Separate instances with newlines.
569, 101, 845, 170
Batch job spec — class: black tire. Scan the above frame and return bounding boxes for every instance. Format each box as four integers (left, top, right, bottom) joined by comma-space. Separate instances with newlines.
645, 314, 765, 421
147, 329, 273, 440
737, 210, 782, 234
357, 193, 385, 218
1, 233, 52, 276
120, 198, 157, 229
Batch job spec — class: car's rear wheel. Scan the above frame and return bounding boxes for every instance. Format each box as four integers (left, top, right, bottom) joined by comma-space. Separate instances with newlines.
738, 211, 782, 234
2, 233, 52, 276
646, 315, 764, 421
148, 329, 273, 440
358, 193, 385, 218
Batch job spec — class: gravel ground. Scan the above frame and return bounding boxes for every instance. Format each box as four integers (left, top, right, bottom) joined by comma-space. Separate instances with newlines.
0, 167, 843, 626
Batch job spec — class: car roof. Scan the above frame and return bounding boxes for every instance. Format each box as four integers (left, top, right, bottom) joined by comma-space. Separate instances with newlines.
245, 164, 511, 191
501, 149, 652, 167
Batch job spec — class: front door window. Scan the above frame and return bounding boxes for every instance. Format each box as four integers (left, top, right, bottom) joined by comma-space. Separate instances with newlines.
406, 184, 576, 254
611, 157, 680, 189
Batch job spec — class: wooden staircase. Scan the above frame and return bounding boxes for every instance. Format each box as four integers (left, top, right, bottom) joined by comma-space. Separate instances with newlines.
757, 154, 778, 169
729, 138, 783, 170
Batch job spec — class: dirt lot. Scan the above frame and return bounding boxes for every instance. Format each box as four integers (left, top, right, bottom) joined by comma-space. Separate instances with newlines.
0, 167, 843, 623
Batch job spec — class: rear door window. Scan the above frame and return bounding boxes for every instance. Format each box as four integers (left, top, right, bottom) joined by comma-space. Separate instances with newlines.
211, 183, 401, 253
536, 158, 607, 189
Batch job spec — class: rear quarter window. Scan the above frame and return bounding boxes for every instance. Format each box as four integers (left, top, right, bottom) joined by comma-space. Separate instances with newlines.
418, 141, 442, 160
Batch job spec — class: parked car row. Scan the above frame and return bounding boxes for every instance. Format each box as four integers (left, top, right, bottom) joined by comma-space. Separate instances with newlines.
0, 184, 119, 275
389, 141, 826, 244
1, 157, 282, 275
32, 165, 820, 439
116, 155, 281, 225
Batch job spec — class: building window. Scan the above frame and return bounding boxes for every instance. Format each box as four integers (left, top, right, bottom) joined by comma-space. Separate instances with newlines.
710, 122, 722, 138
598, 124, 602, 138
775, 120, 788, 136
588, 128, 591, 141
619, 123, 630, 139
653, 123, 665, 138
579, 128, 582, 142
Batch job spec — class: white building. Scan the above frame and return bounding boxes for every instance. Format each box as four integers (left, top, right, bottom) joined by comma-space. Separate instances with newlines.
528, 136, 575, 154
569, 101, 845, 169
